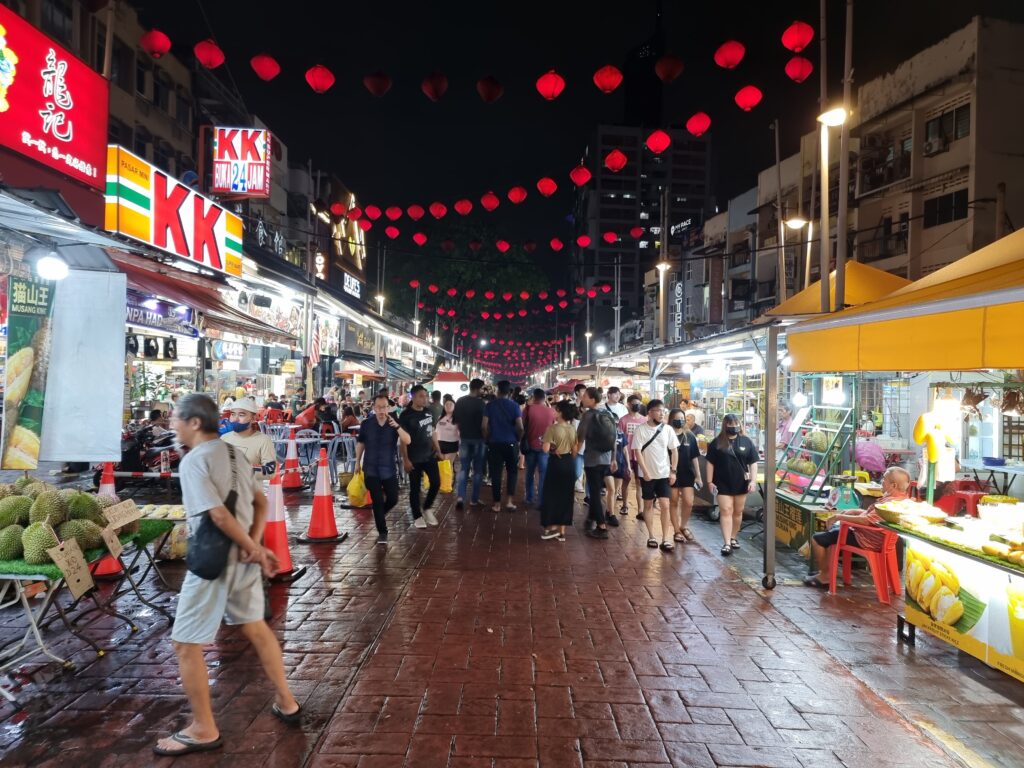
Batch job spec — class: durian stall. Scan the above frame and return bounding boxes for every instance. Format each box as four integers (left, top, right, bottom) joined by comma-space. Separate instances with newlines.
784, 228, 1024, 682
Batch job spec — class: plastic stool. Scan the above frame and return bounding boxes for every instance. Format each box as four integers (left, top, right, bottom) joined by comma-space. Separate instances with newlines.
829, 521, 901, 605
854, 470, 870, 483
954, 490, 988, 517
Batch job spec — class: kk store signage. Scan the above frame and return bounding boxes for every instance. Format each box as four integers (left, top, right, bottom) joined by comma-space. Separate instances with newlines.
0, 5, 109, 190
210, 126, 271, 198
104, 146, 243, 277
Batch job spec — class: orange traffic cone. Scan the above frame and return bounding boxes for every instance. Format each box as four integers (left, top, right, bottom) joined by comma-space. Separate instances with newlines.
94, 463, 123, 577
282, 425, 305, 491
99, 462, 116, 497
297, 448, 347, 544
264, 464, 306, 583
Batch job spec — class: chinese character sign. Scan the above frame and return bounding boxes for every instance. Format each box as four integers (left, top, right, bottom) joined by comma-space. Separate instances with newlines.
0, 6, 108, 189
211, 127, 272, 198
1, 276, 57, 469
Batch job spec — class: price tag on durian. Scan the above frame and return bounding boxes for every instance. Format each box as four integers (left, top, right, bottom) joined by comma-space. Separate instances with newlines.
100, 525, 124, 559
102, 499, 141, 530
46, 538, 94, 600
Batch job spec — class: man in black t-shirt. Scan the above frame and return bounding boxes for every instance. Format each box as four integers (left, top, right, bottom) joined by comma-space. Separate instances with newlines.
398, 385, 442, 529
452, 378, 486, 509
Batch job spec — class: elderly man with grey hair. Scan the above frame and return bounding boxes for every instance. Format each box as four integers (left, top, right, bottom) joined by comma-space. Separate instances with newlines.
154, 394, 300, 757
804, 466, 911, 588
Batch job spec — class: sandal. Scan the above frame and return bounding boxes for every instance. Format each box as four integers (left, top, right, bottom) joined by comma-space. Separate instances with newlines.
660, 541, 675, 552
720, 544, 732, 556
673, 532, 686, 542
803, 574, 828, 589
153, 731, 223, 756
682, 528, 695, 542
505, 504, 517, 513
730, 538, 741, 550
271, 703, 303, 725
646, 538, 659, 548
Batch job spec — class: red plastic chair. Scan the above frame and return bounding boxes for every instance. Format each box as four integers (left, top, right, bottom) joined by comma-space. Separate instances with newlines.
829, 521, 901, 605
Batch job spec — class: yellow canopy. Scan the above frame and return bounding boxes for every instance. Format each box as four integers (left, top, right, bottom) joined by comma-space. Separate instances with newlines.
788, 229, 1024, 371
766, 261, 911, 317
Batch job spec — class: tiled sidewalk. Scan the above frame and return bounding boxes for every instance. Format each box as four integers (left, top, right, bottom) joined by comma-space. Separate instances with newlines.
0, 483, 986, 767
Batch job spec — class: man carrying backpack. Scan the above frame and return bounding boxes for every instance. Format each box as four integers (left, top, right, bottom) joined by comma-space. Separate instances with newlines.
576, 386, 619, 539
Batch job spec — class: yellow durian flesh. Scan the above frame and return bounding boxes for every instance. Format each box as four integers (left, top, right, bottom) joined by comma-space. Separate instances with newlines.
929, 585, 964, 625
4, 347, 33, 405
918, 571, 943, 609
930, 561, 960, 595
907, 560, 928, 601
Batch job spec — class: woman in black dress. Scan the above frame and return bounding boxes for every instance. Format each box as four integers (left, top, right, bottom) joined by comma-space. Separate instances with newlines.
539, 401, 579, 541
705, 413, 758, 556
668, 408, 703, 544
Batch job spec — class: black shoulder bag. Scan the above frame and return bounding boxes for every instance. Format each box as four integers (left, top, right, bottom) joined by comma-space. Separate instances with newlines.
186, 443, 241, 580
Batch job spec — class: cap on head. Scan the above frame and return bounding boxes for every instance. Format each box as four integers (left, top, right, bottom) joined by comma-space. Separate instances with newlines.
232, 397, 259, 414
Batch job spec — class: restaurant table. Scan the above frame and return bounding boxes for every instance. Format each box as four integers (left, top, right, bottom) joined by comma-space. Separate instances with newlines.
960, 460, 1024, 496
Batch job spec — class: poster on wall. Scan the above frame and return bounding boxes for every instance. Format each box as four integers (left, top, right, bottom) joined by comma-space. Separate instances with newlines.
1, 276, 56, 468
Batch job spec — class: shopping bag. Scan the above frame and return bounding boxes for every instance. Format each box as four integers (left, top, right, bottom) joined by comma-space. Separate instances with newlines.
346, 471, 369, 508
438, 459, 454, 493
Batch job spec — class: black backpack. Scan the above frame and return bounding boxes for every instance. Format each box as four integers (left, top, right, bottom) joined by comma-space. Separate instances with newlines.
588, 408, 618, 453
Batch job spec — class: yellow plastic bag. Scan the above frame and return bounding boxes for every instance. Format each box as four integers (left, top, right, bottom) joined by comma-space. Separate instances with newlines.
438, 459, 454, 493
346, 471, 369, 508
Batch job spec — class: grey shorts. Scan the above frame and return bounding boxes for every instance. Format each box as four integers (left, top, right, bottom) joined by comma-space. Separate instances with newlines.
171, 561, 265, 644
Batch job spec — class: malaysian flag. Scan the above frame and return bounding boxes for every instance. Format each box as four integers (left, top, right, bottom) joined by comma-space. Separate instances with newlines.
309, 321, 321, 367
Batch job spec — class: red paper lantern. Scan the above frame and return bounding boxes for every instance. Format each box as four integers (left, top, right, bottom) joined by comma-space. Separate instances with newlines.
441, 239, 455, 253
558, 300, 569, 309
384, 225, 400, 239
471, 334, 478, 339
481, 311, 490, 320
413, 233, 428, 246
686, 112, 712, 137
385, 206, 403, 221
545, 304, 554, 313
782, 20, 814, 53
592, 64, 623, 94
429, 201, 448, 219
418, 301, 425, 309
477, 75, 504, 103
193, 39, 224, 69
305, 65, 335, 94
655, 54, 684, 83
436, 307, 445, 316
465, 289, 476, 298
250, 54, 281, 81
714, 40, 746, 69
646, 129, 671, 154
446, 287, 458, 297
508, 186, 528, 204
447, 309, 456, 317
409, 279, 420, 288
734, 85, 763, 111
481, 191, 500, 212
556, 289, 567, 297
523, 241, 537, 253
495, 240, 511, 253
519, 291, 530, 300
601, 284, 612, 294
538, 291, 549, 300
422, 72, 448, 101
602, 231, 617, 244
550, 238, 564, 252
604, 149, 627, 172
629, 226, 645, 238
576, 235, 592, 248
329, 202, 346, 217
587, 289, 598, 298
469, 240, 483, 252
575, 286, 586, 295
518, 309, 528, 317
364, 205, 382, 220
502, 292, 513, 301
358, 219, 373, 232
407, 204, 425, 221
454, 199, 473, 216
494, 312, 503, 320
536, 177, 558, 197
140, 29, 171, 59
785, 56, 814, 84
535, 70, 565, 100
484, 291, 495, 299
363, 71, 392, 97
428, 284, 439, 294
569, 164, 592, 186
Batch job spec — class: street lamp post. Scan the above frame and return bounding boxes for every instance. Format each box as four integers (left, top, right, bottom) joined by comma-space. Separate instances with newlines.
817, 107, 847, 314
656, 261, 670, 345
585, 331, 593, 366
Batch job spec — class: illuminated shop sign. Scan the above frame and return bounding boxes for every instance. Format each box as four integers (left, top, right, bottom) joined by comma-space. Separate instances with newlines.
210, 127, 271, 197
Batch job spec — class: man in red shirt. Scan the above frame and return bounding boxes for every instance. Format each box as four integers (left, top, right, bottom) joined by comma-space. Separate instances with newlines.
805, 466, 911, 588
523, 389, 557, 507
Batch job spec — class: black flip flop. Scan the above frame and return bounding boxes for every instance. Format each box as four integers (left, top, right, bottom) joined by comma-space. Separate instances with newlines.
272, 703, 303, 725
153, 731, 223, 756
647, 538, 659, 548
803, 576, 828, 589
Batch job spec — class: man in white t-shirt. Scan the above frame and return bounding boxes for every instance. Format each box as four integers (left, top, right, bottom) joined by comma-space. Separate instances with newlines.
155, 394, 300, 757
631, 399, 680, 552
221, 397, 277, 472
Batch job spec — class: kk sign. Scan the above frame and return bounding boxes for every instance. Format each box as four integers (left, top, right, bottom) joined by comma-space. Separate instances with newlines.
211, 127, 271, 198
105, 146, 243, 278
0, 5, 109, 190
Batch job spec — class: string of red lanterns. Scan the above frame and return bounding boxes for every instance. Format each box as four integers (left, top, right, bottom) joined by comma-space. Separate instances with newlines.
410, 282, 613, 304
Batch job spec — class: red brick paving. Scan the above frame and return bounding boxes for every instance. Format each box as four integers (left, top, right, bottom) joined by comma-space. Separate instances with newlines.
0, 487, 990, 767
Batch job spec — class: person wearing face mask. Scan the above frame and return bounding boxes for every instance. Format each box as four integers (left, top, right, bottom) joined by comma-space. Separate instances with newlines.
617, 396, 647, 516
221, 397, 277, 473
704, 414, 758, 556
668, 408, 703, 544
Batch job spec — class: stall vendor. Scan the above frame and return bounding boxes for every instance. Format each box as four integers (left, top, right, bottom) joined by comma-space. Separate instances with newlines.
776, 402, 797, 448
804, 466, 911, 588
221, 397, 277, 473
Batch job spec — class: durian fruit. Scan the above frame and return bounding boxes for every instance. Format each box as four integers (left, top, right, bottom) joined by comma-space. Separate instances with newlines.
0, 495, 32, 527
0, 484, 15, 501
58, 520, 104, 552
13, 474, 36, 493
2, 426, 42, 470
67, 492, 105, 526
4, 347, 33, 408
22, 521, 58, 564
28, 318, 52, 394
906, 558, 928, 602
929, 561, 960, 595
58, 488, 78, 501
929, 585, 965, 625
23, 481, 54, 500
0, 524, 24, 560
28, 490, 68, 526
95, 494, 119, 509
917, 568, 946, 609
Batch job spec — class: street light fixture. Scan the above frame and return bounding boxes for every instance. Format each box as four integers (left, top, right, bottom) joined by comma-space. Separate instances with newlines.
817, 107, 848, 127
375, 294, 385, 315
815, 106, 848, 313
784, 217, 808, 230
595, 343, 607, 356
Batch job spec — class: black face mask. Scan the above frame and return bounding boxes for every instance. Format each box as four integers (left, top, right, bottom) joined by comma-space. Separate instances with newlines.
670, 419, 684, 428
726, 426, 741, 435
630, 403, 642, 413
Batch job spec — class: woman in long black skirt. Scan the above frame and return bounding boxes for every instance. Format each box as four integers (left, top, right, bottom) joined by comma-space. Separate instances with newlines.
540, 401, 580, 541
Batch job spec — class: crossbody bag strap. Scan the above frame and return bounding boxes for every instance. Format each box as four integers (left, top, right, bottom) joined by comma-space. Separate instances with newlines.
225, 444, 240, 499
641, 424, 664, 454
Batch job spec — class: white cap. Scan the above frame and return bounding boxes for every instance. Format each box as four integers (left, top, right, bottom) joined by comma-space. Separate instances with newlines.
232, 397, 259, 414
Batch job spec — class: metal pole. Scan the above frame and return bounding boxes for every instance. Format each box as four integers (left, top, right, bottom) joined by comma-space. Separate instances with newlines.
996, 182, 1007, 239
819, 124, 831, 314
805, 142, 818, 289
835, 0, 854, 310
762, 324, 780, 589
659, 186, 670, 344
773, 119, 787, 304
613, 255, 621, 353
101, 4, 115, 79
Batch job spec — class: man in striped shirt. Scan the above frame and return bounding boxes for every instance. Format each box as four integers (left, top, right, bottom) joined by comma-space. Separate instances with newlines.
804, 467, 911, 588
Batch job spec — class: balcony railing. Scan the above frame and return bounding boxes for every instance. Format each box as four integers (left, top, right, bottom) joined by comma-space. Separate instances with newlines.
859, 152, 910, 196
858, 234, 908, 264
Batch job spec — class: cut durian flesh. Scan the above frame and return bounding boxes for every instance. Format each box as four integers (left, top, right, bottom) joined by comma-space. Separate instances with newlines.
930, 586, 964, 625
907, 560, 928, 601
918, 572, 943, 608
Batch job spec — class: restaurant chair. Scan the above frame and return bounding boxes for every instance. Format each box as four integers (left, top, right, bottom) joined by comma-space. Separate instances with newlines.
829, 521, 901, 605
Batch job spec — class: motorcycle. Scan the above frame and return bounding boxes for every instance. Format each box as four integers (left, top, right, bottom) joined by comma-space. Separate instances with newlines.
93, 424, 182, 491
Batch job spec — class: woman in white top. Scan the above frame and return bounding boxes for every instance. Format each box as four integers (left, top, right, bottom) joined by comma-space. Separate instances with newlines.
435, 399, 460, 464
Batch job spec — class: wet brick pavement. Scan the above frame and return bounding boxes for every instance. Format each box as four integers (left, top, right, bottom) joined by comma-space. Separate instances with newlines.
0, 476, 1018, 767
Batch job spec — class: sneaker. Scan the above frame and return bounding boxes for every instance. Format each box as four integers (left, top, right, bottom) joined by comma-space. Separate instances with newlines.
455, 498, 465, 510
423, 510, 439, 527
585, 527, 609, 540
414, 517, 428, 529
605, 516, 620, 528
377, 534, 389, 546
541, 530, 560, 540
557, 534, 566, 542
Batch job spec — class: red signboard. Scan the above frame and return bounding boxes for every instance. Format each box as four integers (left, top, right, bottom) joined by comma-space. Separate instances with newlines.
210, 127, 271, 198
0, 6, 108, 190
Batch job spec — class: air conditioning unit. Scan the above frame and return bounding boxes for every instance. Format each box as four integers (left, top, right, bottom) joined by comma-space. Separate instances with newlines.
923, 137, 949, 157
